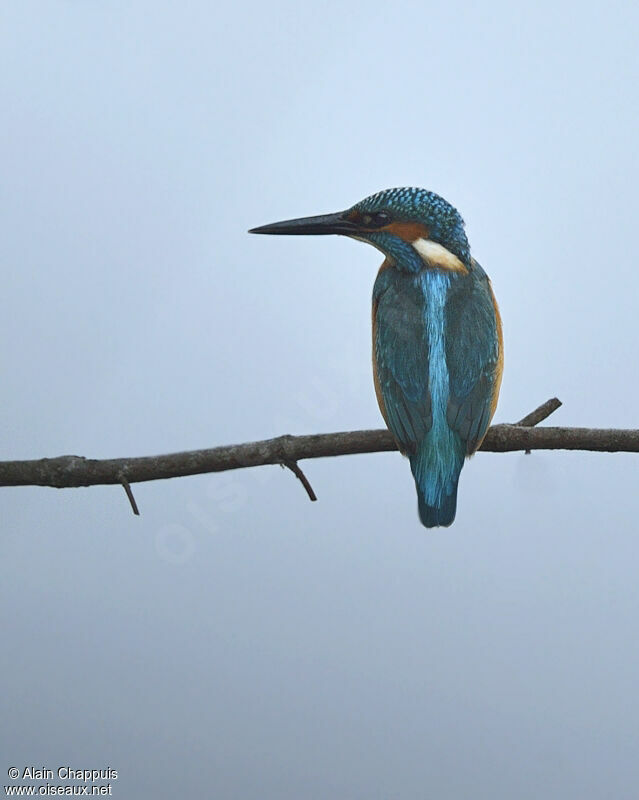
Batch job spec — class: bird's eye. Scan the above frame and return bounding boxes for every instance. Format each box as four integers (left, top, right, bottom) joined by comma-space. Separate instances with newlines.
358, 210, 392, 228
360, 211, 391, 228
373, 211, 391, 226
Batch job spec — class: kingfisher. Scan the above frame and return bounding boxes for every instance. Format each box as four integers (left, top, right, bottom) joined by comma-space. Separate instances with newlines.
250, 187, 503, 527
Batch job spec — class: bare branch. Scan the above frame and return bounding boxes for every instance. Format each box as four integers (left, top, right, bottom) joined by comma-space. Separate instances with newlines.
1, 398, 638, 493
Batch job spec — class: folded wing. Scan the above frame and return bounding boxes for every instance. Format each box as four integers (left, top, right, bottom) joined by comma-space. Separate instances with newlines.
444, 262, 502, 454
373, 270, 431, 454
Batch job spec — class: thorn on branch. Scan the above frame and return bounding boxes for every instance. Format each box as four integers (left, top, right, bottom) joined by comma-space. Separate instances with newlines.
121, 477, 140, 516
283, 460, 317, 502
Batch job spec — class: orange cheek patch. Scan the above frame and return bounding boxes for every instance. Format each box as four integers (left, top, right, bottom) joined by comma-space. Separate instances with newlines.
380, 221, 430, 241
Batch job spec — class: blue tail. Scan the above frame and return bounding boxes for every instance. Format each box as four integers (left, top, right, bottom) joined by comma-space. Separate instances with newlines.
415, 474, 460, 527
409, 437, 465, 528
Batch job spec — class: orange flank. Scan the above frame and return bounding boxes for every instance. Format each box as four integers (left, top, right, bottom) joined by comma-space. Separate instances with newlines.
486, 278, 504, 434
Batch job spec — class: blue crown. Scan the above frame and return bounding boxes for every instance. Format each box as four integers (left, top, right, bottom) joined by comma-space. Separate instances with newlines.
353, 187, 470, 264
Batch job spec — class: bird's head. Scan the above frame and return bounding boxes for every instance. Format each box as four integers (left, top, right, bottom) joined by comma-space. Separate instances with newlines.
249, 187, 471, 273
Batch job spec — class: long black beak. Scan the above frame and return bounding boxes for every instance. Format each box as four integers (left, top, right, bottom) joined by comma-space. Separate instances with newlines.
249, 211, 357, 236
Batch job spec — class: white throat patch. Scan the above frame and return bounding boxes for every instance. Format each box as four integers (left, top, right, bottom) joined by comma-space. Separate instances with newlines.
412, 238, 466, 272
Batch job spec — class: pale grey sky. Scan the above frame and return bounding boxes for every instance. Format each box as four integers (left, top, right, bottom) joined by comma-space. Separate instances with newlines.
2, 1, 639, 797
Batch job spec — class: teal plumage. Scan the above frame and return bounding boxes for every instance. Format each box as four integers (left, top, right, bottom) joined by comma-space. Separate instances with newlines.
250, 187, 503, 528
373, 258, 500, 526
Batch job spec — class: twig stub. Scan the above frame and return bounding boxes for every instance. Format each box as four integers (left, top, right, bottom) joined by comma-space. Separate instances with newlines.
120, 477, 140, 516
283, 460, 317, 502
516, 397, 562, 427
